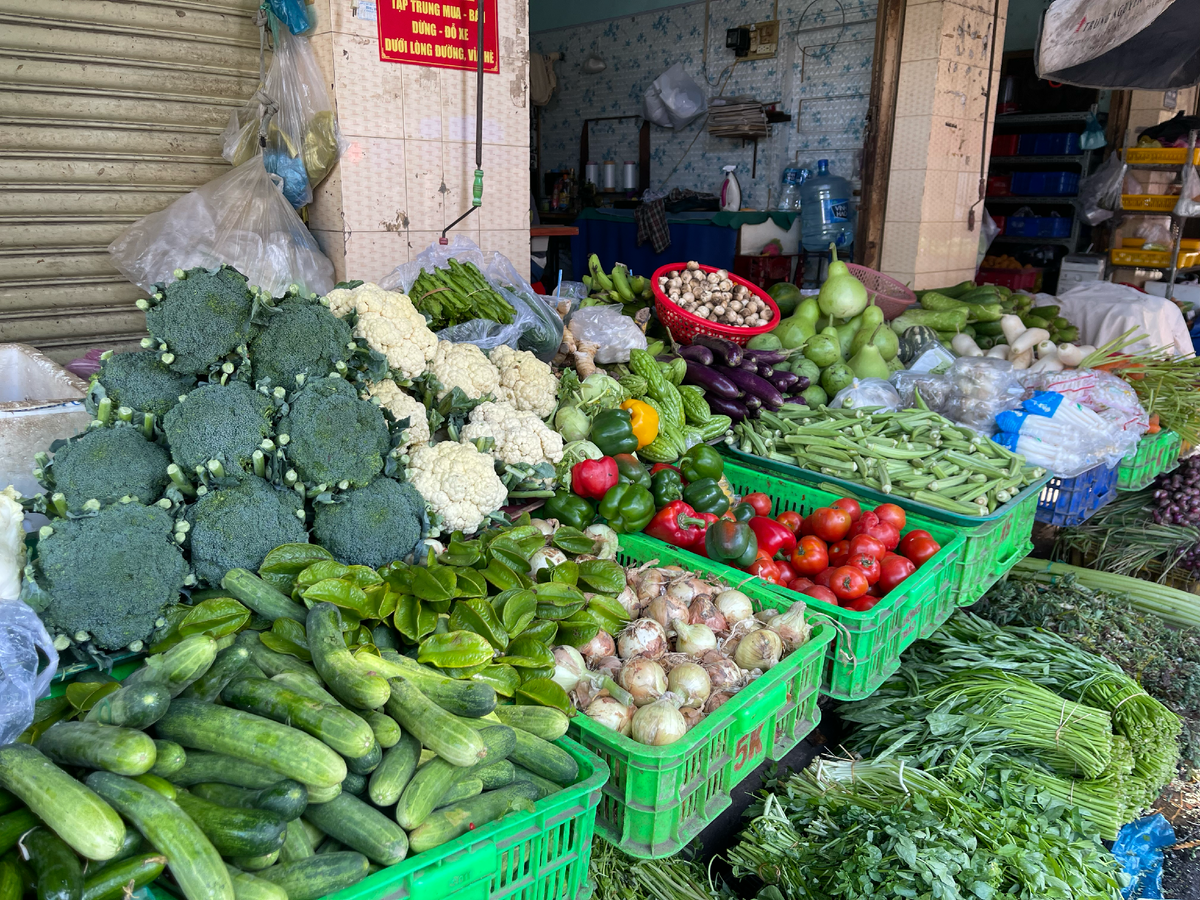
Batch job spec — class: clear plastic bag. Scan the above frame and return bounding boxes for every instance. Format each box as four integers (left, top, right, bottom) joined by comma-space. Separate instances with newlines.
1079, 152, 1126, 225
108, 156, 336, 298
977, 209, 1001, 270
0, 599, 58, 746
1080, 111, 1107, 150
566, 306, 647, 364
643, 63, 707, 130
890, 371, 951, 412
832, 378, 901, 411
1135, 216, 1173, 251
943, 357, 1026, 436
1018, 368, 1148, 466
1175, 164, 1200, 217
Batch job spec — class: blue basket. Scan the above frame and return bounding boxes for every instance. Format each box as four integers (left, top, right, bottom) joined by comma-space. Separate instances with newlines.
1011, 171, 1080, 196
1006, 216, 1072, 237
1017, 133, 1082, 156
1035, 463, 1119, 526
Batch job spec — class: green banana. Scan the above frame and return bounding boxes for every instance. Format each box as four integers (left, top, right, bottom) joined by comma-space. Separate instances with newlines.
629, 275, 646, 295
582, 274, 592, 289
589, 254, 614, 291
611, 263, 635, 303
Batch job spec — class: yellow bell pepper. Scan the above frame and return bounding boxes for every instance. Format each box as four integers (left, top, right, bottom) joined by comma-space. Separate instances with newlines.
620, 399, 659, 450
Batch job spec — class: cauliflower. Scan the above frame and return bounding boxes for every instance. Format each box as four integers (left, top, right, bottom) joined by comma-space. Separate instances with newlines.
324, 283, 437, 380
460, 401, 564, 466
428, 341, 500, 400
490, 345, 557, 418
367, 380, 430, 451
407, 442, 508, 534
0, 486, 24, 601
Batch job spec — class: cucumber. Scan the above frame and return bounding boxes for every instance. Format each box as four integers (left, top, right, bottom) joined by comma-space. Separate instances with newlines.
23, 827, 82, 900
385, 678, 488, 768
373, 651, 496, 718
435, 777, 482, 808
230, 851, 277, 872
169, 752, 281, 790
150, 741, 186, 778
476, 760, 515, 789
0, 809, 38, 855
0, 788, 18, 815
394, 726, 513, 831
80, 853, 165, 900
81, 830, 143, 874
278, 820, 314, 864
367, 733, 420, 807
156, 699, 347, 789
341, 774, 366, 796
362, 712, 400, 749
35, 723, 156, 777
316, 839, 344, 855
343, 741, 381, 776
225, 865, 288, 900
271, 676, 396, 754
222, 569, 308, 622
302, 792, 408, 865
237, 633, 320, 681
123, 635, 217, 698
511, 766, 562, 799
0, 856, 22, 900
269, 673, 334, 705
491, 706, 569, 741
132, 774, 176, 799
306, 605, 389, 710
191, 781, 308, 822
0, 746, 125, 861
408, 782, 539, 854
256, 852, 369, 900
83, 684, 170, 729
182, 643, 254, 703
173, 791, 286, 858
506, 727, 578, 786
221, 678, 375, 760
299, 820, 323, 847
305, 783, 341, 803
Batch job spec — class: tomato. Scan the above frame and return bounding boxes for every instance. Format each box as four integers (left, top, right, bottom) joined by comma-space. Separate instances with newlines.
875, 523, 901, 551
848, 533, 886, 561
748, 557, 783, 584
802, 585, 839, 605
849, 552, 880, 585
813, 567, 836, 588
743, 492, 773, 517
898, 529, 933, 557
848, 511, 880, 539
776, 560, 799, 585
878, 555, 916, 595
808, 507, 852, 543
832, 497, 862, 521
874, 503, 906, 532
828, 539, 851, 568
903, 535, 941, 568
775, 510, 804, 535
790, 535, 829, 576
843, 595, 879, 612
829, 566, 869, 601
788, 576, 815, 594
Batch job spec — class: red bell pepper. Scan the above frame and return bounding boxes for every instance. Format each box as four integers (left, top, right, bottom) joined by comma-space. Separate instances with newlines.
571, 456, 619, 500
649, 463, 683, 481
644, 500, 709, 552
748, 516, 797, 559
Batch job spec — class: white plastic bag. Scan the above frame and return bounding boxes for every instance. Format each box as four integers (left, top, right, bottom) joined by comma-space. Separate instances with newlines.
943, 357, 1026, 436
643, 64, 707, 130
0, 599, 58, 745
1080, 112, 1107, 150
1175, 165, 1200, 217
108, 156, 335, 298
1079, 152, 1126, 225
566, 306, 647, 364
265, 28, 343, 191
1135, 216, 1172, 251
832, 378, 901, 411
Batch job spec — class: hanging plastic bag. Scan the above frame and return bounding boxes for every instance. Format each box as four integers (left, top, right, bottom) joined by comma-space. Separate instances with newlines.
220, 90, 311, 209
0, 599, 59, 746
1135, 216, 1172, 251
643, 64, 708, 130
977, 208, 1000, 269
1175, 164, 1200, 217
1079, 152, 1126, 225
265, 28, 344, 193
1080, 111, 1107, 150
108, 155, 335, 298
266, 0, 310, 35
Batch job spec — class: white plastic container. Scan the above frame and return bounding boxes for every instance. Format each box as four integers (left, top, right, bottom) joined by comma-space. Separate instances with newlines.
720, 165, 741, 212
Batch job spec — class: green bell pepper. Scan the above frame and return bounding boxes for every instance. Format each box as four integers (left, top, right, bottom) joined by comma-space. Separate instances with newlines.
590, 408, 639, 457
704, 520, 758, 568
614, 453, 651, 490
679, 444, 724, 482
728, 501, 756, 523
542, 491, 596, 531
681, 477, 729, 516
597, 483, 656, 534
651, 468, 683, 508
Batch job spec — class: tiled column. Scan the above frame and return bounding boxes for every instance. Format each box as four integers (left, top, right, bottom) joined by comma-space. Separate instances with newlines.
880, 0, 1007, 289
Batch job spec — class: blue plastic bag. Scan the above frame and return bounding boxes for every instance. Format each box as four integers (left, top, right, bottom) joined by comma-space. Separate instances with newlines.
1112, 814, 1176, 899
266, 0, 310, 34
1082, 111, 1108, 150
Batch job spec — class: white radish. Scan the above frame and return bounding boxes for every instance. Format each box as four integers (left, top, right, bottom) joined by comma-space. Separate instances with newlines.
986, 345, 1010, 360
1010, 347, 1034, 370
1010, 327, 1050, 356
1036, 340, 1058, 359
1000, 315, 1026, 345
1056, 343, 1084, 367
951, 333, 984, 357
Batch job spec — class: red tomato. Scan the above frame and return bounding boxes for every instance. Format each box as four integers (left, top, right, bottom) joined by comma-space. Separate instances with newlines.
748, 557, 782, 584
848, 511, 880, 539
903, 535, 941, 568
849, 552, 881, 585
879, 555, 916, 595
883, 551, 904, 561
874, 503, 906, 532
875, 523, 901, 551
788, 576, 815, 593
775, 510, 804, 535
830, 566, 869, 601
843, 595, 879, 612
798, 515, 815, 537
744, 492, 773, 517
898, 529, 933, 557
828, 539, 851, 568
790, 535, 829, 576
802, 585, 839, 605
832, 497, 862, 521
848, 533, 886, 561
808, 507, 852, 543
813, 567, 836, 588
776, 560, 799, 585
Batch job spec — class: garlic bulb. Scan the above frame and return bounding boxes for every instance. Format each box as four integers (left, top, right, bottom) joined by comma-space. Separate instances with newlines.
585, 696, 634, 735
618, 618, 668, 659
529, 547, 568, 578
631, 699, 688, 746
673, 621, 717, 655
645, 593, 690, 630
579, 630, 616, 666
716, 590, 754, 624
667, 662, 711, 709
768, 601, 812, 650
551, 645, 587, 692
689, 597, 727, 633
617, 657, 667, 706
734, 628, 783, 671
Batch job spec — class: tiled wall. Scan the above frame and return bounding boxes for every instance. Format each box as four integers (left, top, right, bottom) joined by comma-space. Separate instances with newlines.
306, 0, 532, 283
531, 0, 876, 211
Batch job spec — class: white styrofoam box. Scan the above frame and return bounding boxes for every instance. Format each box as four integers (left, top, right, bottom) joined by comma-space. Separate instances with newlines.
1143, 281, 1200, 305
1058, 270, 1101, 290
738, 217, 802, 256
0, 344, 90, 498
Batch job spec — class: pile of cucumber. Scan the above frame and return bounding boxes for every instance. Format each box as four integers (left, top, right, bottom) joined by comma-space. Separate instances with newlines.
0, 601, 578, 900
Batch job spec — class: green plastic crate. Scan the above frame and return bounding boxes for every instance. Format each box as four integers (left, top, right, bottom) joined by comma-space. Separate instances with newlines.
720, 448, 1045, 610
568, 532, 833, 859
1117, 430, 1182, 491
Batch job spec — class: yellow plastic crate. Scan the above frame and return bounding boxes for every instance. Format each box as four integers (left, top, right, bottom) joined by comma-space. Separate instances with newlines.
1123, 148, 1200, 165
1110, 248, 1200, 268
1121, 194, 1178, 212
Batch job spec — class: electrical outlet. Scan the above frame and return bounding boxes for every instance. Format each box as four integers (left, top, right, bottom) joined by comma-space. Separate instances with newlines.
742, 20, 779, 60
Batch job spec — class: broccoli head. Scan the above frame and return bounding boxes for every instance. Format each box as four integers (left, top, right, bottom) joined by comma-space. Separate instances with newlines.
183, 475, 308, 586
311, 476, 426, 568
248, 295, 353, 391
43, 425, 171, 512
93, 350, 196, 418
162, 381, 275, 479
33, 501, 189, 650
142, 266, 258, 375
279, 375, 391, 490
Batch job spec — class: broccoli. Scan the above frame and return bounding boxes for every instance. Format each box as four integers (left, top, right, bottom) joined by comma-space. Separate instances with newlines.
42, 425, 171, 512
93, 350, 196, 418
141, 266, 258, 375
278, 375, 391, 490
162, 381, 275, 479
311, 476, 426, 568
248, 295, 353, 391
183, 475, 308, 586
32, 501, 189, 650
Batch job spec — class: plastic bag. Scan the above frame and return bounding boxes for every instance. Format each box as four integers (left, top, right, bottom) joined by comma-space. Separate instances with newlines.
977, 209, 1000, 270
942, 357, 1026, 436
1079, 152, 1126, 225
1112, 814, 1174, 900
643, 64, 707, 130
267, 0, 310, 35
1135, 216, 1172, 251
108, 156, 335, 298
566, 306, 647, 364
1080, 111, 1107, 150
890, 371, 951, 412
831, 378, 901, 411
1018, 368, 1148, 465
0, 599, 58, 746
1175, 164, 1200, 217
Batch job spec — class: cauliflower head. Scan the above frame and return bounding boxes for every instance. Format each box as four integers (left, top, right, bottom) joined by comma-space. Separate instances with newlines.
460, 401, 564, 466
428, 341, 500, 401
367, 380, 430, 451
407, 441, 507, 534
490, 345, 557, 418
325, 283, 437, 380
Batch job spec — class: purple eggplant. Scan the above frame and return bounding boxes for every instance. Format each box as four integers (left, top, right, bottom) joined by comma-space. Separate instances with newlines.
767, 370, 800, 393
678, 344, 715, 365
757, 364, 775, 378
692, 335, 743, 367
784, 396, 808, 405
682, 360, 739, 398
705, 395, 749, 422
744, 395, 763, 413
792, 375, 811, 393
742, 349, 790, 366
714, 365, 785, 411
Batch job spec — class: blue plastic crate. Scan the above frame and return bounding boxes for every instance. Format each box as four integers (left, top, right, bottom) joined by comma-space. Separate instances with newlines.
1011, 171, 1080, 196
1005, 216, 1072, 237
1017, 133, 1081, 155
1035, 463, 1119, 526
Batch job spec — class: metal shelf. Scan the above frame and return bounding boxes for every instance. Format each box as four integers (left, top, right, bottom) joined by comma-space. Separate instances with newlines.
989, 155, 1086, 164
985, 195, 1078, 204
992, 235, 1075, 245
994, 111, 1095, 125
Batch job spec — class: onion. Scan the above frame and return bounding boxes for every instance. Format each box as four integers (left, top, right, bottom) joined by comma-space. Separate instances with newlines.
704, 691, 733, 714
585, 696, 634, 735
645, 594, 690, 630
673, 621, 717, 656
618, 618, 668, 659
634, 568, 666, 605
615, 586, 640, 617
551, 646, 587, 692
529, 547, 568, 578
689, 597, 727, 633
703, 655, 744, 690
666, 581, 695, 607
667, 662, 711, 709
579, 630, 616, 666
716, 589, 754, 624
583, 524, 620, 559
530, 518, 555, 536
631, 699, 687, 745
768, 601, 812, 650
617, 658, 667, 706
594, 655, 622, 678
755, 608, 779, 624
734, 628, 783, 671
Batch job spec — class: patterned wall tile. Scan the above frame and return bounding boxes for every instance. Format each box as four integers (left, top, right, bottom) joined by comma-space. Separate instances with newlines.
345, 230, 412, 282
338, 136, 409, 232
332, 33, 407, 139
480, 229, 532, 280
406, 138, 448, 228
403, 65, 443, 141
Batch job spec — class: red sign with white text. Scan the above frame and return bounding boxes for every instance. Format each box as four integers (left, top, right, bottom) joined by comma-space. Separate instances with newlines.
377, 0, 499, 74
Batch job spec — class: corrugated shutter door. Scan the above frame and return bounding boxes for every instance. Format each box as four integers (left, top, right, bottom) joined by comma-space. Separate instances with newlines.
0, 0, 262, 363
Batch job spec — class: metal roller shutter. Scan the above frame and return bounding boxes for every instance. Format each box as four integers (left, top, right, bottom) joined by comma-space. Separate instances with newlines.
0, 0, 262, 363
